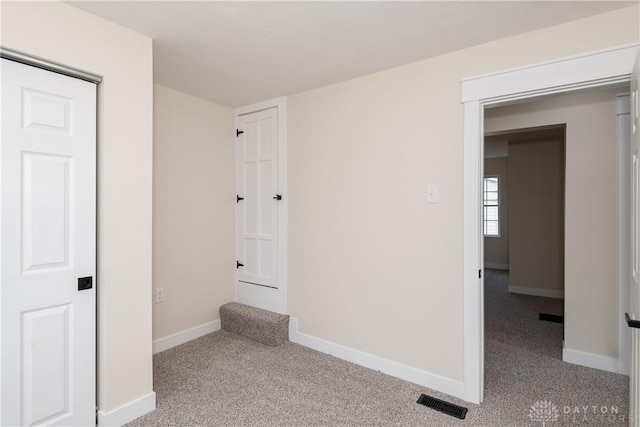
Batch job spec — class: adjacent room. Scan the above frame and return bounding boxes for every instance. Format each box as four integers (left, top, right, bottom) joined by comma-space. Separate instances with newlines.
1, 1, 640, 426
481, 85, 631, 420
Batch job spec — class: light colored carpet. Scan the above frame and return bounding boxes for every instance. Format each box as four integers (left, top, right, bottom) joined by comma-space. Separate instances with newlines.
127, 270, 628, 426
482, 269, 627, 426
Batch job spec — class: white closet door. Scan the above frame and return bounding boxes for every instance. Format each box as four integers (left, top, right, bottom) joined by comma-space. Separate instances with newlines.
236, 108, 278, 288
1, 58, 96, 426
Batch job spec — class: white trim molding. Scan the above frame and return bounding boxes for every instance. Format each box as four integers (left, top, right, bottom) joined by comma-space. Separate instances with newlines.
288, 317, 465, 400
563, 348, 619, 374
98, 391, 156, 427
617, 93, 632, 376
462, 43, 638, 104
234, 96, 288, 315
462, 43, 639, 405
508, 286, 564, 299
463, 99, 484, 404
152, 320, 221, 354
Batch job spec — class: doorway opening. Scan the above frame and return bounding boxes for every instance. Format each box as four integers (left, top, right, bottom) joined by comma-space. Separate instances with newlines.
482, 122, 567, 404
479, 86, 630, 410
461, 40, 637, 409
484, 125, 566, 300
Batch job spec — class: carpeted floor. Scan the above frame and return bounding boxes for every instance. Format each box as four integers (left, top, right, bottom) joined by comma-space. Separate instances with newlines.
127, 269, 628, 426
481, 269, 627, 426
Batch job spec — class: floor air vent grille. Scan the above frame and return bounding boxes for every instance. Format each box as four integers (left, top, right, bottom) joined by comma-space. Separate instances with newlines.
416, 394, 468, 419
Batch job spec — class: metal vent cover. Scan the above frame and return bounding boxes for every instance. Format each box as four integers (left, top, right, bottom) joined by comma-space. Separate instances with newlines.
539, 313, 564, 324
416, 394, 468, 420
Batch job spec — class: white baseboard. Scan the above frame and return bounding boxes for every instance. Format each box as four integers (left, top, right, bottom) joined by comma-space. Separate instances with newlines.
509, 285, 564, 299
563, 347, 618, 373
484, 263, 509, 270
98, 391, 156, 427
288, 317, 465, 401
153, 319, 221, 354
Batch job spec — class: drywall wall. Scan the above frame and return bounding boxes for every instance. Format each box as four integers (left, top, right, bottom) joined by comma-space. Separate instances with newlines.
483, 156, 509, 269
287, 6, 637, 383
485, 87, 620, 359
153, 85, 235, 340
1, 0, 154, 418
508, 137, 565, 298
485, 138, 509, 159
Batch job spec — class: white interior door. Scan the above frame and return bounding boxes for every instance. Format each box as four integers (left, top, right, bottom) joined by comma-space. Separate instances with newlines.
236, 108, 278, 289
1, 58, 96, 426
629, 56, 640, 426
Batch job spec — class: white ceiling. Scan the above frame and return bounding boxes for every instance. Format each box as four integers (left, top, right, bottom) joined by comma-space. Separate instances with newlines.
68, 1, 636, 108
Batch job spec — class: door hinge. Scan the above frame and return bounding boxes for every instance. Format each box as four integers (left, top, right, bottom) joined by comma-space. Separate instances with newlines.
273, 194, 282, 200
236, 129, 244, 137
236, 195, 244, 203
237, 261, 244, 269
478, 269, 482, 279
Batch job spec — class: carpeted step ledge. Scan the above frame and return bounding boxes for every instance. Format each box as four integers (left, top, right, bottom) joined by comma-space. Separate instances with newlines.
220, 302, 289, 346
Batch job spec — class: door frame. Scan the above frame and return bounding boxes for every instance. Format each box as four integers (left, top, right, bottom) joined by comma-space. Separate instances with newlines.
618, 93, 632, 376
461, 43, 639, 404
234, 96, 288, 314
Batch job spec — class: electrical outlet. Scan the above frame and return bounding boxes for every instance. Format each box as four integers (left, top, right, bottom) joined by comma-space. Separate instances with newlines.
155, 287, 165, 303
426, 184, 439, 203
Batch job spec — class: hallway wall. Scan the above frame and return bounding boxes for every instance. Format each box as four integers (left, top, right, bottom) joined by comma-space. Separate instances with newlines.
508, 137, 565, 298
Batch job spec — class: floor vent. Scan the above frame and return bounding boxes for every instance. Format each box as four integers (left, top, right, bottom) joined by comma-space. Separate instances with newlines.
539, 313, 564, 324
416, 394, 468, 420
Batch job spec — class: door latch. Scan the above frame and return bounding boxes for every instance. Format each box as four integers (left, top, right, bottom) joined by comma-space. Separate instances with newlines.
273, 194, 282, 200
236, 261, 244, 269
626, 313, 640, 329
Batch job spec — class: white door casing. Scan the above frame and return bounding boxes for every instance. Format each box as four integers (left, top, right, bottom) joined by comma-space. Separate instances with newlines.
235, 97, 287, 314
461, 43, 639, 404
1, 59, 97, 426
618, 94, 632, 377
629, 56, 640, 427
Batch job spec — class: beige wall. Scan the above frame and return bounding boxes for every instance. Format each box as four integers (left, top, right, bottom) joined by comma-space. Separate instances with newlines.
153, 85, 235, 340
485, 87, 620, 359
288, 6, 637, 381
508, 138, 565, 296
483, 156, 509, 269
1, 1, 154, 414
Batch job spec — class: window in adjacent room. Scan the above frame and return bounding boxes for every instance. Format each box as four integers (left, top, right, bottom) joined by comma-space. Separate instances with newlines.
483, 176, 500, 237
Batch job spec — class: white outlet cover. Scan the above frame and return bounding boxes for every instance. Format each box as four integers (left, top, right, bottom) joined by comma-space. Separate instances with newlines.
426, 185, 439, 203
